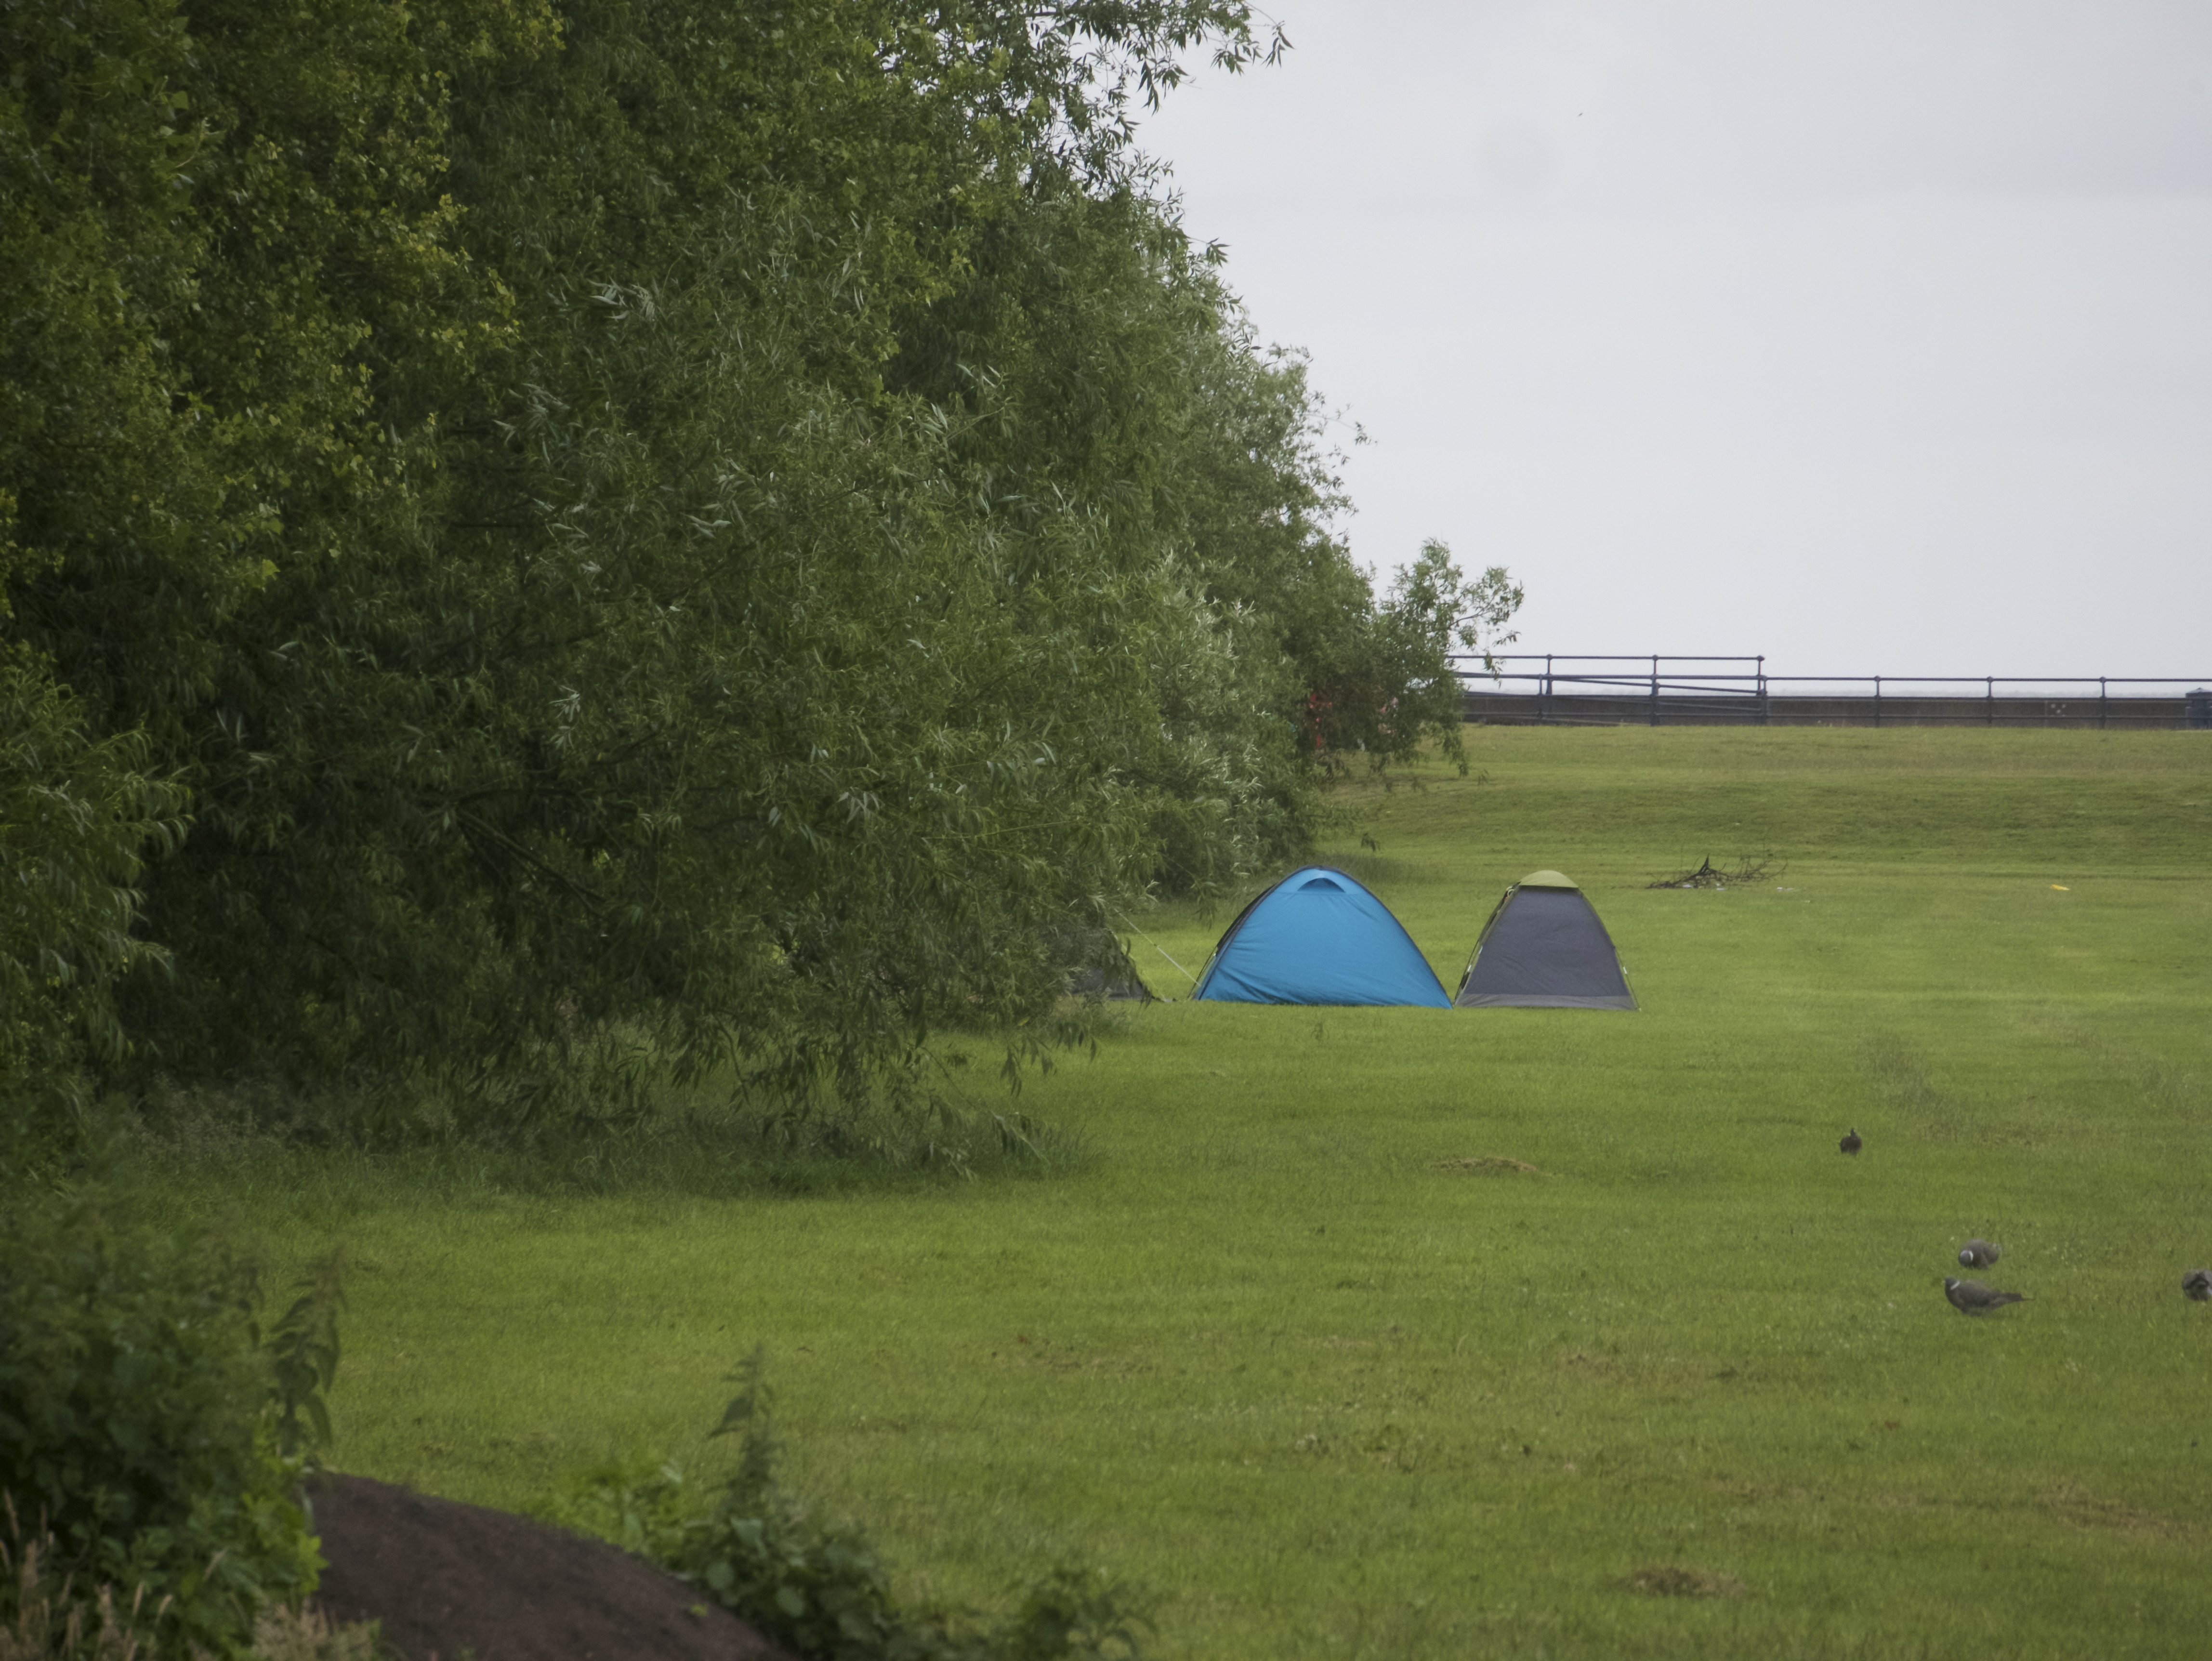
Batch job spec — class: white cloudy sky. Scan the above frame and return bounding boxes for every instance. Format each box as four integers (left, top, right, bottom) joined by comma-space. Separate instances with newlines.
1135, 1, 2212, 680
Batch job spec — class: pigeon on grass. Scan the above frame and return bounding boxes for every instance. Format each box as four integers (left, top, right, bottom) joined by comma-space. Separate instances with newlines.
2184, 1269, 2212, 1303
1959, 1239, 2001, 1268
1839, 1128, 1862, 1155
1945, 1277, 2025, 1316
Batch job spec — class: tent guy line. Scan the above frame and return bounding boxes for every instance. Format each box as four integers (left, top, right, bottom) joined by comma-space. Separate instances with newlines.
1113, 910, 1199, 987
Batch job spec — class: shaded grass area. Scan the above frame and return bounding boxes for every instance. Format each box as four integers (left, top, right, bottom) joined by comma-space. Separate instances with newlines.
130, 728, 2212, 1658
124, 1069, 1098, 1206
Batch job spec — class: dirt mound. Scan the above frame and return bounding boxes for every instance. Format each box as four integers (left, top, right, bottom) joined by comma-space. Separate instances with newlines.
1621, 1563, 1745, 1599
305, 1473, 792, 1661
1435, 1156, 1543, 1175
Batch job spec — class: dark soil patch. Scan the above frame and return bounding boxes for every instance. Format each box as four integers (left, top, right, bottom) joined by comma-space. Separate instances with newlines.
1621, 1563, 1746, 1599
306, 1473, 792, 1661
1435, 1156, 1543, 1175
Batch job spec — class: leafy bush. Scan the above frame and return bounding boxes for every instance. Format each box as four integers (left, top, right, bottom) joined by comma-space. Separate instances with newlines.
0, 1194, 339, 1659
553, 1354, 1149, 1661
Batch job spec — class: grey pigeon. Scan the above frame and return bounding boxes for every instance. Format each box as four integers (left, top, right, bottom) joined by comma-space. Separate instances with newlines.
1839, 1128, 1862, 1155
2184, 1269, 2212, 1302
1945, 1277, 2025, 1316
1959, 1239, 2001, 1268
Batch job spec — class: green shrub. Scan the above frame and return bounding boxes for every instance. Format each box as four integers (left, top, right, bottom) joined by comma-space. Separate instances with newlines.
0, 1195, 338, 1659
552, 1354, 1149, 1661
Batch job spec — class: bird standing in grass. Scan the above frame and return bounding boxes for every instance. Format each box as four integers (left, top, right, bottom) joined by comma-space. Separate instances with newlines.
1945, 1277, 2025, 1315
2184, 1269, 2212, 1302
1839, 1128, 1862, 1155
1959, 1239, 2001, 1268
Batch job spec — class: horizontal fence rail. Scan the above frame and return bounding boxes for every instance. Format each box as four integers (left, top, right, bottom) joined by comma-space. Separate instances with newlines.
1451, 656, 2212, 730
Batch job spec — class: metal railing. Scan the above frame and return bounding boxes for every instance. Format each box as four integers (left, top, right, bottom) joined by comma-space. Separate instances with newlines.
1450, 656, 2212, 729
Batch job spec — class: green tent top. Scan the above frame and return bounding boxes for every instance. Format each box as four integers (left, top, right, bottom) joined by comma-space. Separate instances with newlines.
1516, 870, 1578, 889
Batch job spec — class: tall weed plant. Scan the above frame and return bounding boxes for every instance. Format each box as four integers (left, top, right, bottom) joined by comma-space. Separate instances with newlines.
551, 1354, 1148, 1661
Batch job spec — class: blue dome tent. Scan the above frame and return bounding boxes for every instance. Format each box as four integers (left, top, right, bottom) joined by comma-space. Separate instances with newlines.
1191, 868, 1451, 1007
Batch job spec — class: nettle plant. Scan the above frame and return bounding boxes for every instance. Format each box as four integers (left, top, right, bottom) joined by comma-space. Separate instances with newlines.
552, 1351, 1150, 1661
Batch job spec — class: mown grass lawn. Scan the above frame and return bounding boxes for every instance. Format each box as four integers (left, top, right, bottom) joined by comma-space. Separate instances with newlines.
148, 728, 2212, 1659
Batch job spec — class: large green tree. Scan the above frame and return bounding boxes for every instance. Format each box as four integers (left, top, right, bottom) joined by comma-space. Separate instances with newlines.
2, 0, 1512, 1130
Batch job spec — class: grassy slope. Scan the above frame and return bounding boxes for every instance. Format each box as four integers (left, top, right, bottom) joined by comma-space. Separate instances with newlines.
167, 729, 2212, 1658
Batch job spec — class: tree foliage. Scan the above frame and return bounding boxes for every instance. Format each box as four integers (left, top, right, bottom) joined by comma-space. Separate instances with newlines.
0, 650, 186, 1168
0, 0, 1518, 1128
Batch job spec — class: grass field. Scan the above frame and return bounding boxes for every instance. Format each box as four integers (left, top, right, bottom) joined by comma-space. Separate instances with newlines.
139, 727, 2212, 1659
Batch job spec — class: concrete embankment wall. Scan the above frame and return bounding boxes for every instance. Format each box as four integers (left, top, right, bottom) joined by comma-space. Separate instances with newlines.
1461, 693, 2201, 730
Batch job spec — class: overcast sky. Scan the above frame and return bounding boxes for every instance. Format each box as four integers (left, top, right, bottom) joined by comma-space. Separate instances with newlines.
1135, 1, 2212, 681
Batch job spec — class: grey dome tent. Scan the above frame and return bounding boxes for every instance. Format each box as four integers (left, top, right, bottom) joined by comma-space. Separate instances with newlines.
1453, 870, 1636, 1010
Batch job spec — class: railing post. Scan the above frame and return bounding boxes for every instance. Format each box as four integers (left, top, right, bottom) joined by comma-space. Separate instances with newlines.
1757, 654, 1768, 725
1987, 676, 1994, 726
1543, 653, 1553, 726
2099, 676, 2107, 731
1650, 654, 1660, 727
1874, 675, 1882, 729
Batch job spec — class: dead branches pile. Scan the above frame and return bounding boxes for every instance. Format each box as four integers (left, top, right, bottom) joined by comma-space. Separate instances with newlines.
1647, 855, 1782, 890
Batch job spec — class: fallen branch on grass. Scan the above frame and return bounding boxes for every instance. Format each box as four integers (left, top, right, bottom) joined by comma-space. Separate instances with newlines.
1647, 854, 1783, 890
